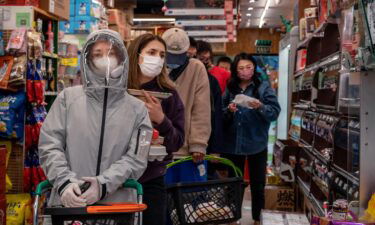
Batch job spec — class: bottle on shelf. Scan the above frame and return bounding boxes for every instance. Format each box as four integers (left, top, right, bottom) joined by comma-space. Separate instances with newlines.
46, 21, 54, 53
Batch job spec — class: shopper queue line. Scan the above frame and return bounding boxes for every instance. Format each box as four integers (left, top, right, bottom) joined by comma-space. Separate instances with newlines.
39, 27, 280, 225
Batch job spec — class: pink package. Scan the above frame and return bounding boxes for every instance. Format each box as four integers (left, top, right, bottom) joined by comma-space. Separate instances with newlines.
6, 28, 27, 53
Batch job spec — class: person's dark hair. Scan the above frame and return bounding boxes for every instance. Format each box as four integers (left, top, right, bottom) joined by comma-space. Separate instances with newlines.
217, 56, 232, 65
227, 52, 261, 97
196, 40, 213, 55
189, 36, 197, 48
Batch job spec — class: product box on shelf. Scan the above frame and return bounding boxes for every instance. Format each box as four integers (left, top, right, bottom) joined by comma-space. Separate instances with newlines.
75, 0, 101, 18
261, 210, 309, 225
314, 63, 340, 109
71, 16, 99, 34
333, 117, 360, 174
40, 0, 70, 20
59, 21, 73, 34
265, 185, 294, 212
273, 139, 301, 183
0, 0, 39, 6
296, 49, 307, 72
70, 1, 75, 16
108, 9, 126, 25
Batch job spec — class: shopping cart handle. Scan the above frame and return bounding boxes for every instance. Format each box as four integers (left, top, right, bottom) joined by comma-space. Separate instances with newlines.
123, 179, 143, 195
35, 180, 52, 196
35, 179, 143, 196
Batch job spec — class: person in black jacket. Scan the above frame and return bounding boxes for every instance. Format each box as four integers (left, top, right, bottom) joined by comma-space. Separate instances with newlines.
196, 41, 224, 178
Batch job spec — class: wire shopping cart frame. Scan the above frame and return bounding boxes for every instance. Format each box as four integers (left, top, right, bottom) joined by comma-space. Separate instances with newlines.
166, 155, 246, 225
33, 179, 146, 225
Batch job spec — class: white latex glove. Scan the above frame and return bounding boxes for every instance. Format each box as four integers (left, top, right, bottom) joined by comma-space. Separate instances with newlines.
232, 94, 257, 109
81, 177, 101, 205
60, 183, 87, 207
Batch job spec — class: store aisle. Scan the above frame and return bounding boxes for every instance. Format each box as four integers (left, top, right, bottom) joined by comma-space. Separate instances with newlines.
239, 187, 254, 225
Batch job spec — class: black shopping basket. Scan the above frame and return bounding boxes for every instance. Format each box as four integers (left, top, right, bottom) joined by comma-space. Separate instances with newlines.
166, 155, 246, 225
33, 179, 147, 225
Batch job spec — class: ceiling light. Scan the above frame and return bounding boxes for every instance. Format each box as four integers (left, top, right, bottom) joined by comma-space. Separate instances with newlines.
133, 18, 176, 22
248, 7, 254, 10
246, 13, 251, 16
249, 0, 255, 3
259, 0, 271, 28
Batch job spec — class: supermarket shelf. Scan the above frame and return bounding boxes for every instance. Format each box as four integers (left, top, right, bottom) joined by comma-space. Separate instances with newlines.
332, 164, 359, 186
297, 18, 339, 49
294, 51, 341, 77
33, 7, 61, 21
42, 52, 59, 59
297, 177, 325, 217
311, 148, 329, 165
310, 194, 325, 217
297, 177, 311, 198
319, 52, 341, 68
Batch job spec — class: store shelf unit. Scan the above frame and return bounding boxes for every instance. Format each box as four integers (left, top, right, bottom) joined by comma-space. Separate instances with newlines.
0, 5, 60, 194
287, 2, 370, 218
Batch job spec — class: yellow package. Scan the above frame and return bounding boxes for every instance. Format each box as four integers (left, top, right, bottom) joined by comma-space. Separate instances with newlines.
361, 193, 375, 222
0, 141, 12, 167
24, 200, 33, 225
6, 175, 12, 192
1, 141, 13, 192
6, 193, 32, 225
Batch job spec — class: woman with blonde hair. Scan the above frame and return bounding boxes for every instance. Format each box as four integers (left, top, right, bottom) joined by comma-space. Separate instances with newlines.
127, 33, 185, 225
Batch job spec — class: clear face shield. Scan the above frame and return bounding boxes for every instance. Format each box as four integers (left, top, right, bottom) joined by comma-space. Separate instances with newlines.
82, 33, 128, 90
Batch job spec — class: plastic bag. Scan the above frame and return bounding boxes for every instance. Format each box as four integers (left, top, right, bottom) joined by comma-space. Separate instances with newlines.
6, 193, 32, 225
232, 94, 257, 109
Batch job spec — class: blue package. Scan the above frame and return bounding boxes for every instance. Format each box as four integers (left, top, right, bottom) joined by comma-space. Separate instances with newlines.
0, 91, 25, 138
12, 102, 25, 140
0, 32, 4, 56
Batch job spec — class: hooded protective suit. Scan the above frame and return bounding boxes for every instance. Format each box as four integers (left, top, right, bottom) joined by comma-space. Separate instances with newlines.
39, 29, 153, 206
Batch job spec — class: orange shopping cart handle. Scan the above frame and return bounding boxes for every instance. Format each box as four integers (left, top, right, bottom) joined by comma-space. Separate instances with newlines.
87, 203, 147, 214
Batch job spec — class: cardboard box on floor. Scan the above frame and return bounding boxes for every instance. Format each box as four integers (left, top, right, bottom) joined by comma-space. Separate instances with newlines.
261, 210, 309, 225
265, 185, 294, 212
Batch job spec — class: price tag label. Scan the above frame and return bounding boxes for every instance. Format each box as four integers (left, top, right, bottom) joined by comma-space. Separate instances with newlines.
61, 58, 79, 67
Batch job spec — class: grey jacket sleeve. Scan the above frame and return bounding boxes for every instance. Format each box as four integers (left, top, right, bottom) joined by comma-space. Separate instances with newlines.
39, 91, 77, 193
97, 108, 153, 196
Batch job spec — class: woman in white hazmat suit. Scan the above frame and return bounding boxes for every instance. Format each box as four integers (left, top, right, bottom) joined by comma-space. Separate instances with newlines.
39, 29, 153, 207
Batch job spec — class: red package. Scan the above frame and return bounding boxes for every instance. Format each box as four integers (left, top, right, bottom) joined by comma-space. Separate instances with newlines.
23, 166, 31, 192
23, 156, 31, 192
33, 81, 45, 105
31, 160, 41, 191
26, 80, 35, 102
25, 125, 33, 150
37, 166, 47, 182
32, 123, 42, 144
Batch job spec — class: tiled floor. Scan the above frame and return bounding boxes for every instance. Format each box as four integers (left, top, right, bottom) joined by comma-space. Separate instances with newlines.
238, 187, 254, 225
222, 186, 254, 225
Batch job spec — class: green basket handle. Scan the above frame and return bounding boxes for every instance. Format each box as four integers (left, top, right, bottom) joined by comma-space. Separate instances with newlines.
35, 179, 143, 196
35, 180, 53, 196
167, 155, 243, 177
123, 179, 143, 195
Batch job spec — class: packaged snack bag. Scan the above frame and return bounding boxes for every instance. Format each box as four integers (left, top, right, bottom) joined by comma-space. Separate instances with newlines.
0, 92, 25, 138
6, 193, 31, 225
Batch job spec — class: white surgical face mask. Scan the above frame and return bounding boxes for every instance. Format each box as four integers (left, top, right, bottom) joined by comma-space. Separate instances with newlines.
93, 56, 119, 76
139, 55, 164, 78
